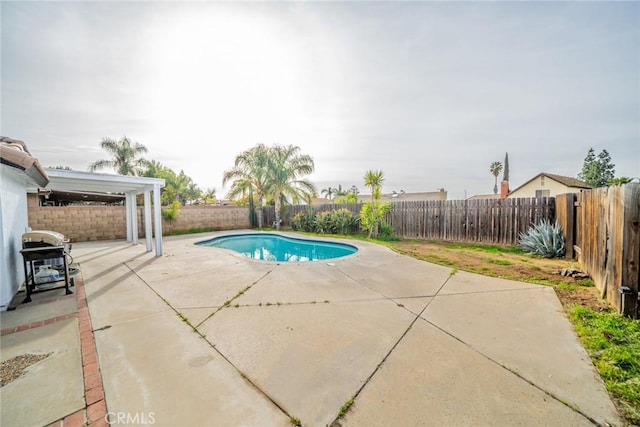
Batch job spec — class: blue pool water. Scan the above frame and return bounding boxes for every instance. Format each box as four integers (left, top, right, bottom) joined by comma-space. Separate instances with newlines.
196, 233, 358, 262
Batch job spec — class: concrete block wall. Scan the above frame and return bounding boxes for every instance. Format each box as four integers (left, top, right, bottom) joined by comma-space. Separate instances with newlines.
28, 205, 251, 242
28, 206, 127, 241
163, 206, 250, 232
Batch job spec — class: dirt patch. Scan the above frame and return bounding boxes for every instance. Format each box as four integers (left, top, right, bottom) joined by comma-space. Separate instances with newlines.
389, 240, 613, 313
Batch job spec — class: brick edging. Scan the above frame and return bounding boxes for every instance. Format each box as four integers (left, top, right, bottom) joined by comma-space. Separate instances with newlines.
0, 313, 77, 336
46, 275, 108, 427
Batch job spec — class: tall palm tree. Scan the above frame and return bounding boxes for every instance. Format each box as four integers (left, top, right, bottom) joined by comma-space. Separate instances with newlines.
184, 181, 203, 204
267, 144, 316, 230
88, 136, 148, 176
490, 161, 503, 194
364, 170, 384, 202
168, 170, 198, 205
364, 170, 385, 238
223, 144, 271, 228
321, 187, 336, 201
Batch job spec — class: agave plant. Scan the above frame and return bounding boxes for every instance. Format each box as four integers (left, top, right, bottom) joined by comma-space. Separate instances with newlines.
519, 219, 566, 258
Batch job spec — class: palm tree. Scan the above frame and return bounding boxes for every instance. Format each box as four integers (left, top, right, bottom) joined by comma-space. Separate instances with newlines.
184, 179, 202, 205
321, 187, 336, 201
364, 170, 384, 201
142, 159, 167, 178
223, 144, 271, 228
88, 136, 148, 176
363, 170, 385, 238
489, 161, 503, 194
203, 187, 217, 205
267, 144, 316, 230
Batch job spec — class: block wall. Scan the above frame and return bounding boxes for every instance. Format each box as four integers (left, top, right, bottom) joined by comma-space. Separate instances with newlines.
28, 205, 250, 242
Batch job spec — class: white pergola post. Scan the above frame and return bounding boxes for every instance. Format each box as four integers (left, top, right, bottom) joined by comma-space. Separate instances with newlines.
125, 193, 133, 242
130, 192, 139, 245
144, 190, 153, 252
153, 184, 163, 256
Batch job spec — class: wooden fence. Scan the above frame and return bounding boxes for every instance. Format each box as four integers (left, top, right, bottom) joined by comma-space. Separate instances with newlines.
558, 184, 639, 318
387, 198, 553, 244
263, 197, 555, 245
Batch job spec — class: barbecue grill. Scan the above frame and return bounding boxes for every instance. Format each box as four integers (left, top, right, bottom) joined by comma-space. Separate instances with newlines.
20, 230, 73, 303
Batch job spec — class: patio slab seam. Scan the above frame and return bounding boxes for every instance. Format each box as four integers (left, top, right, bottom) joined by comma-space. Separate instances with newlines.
332, 265, 458, 308
192, 265, 279, 329
415, 314, 600, 425
326, 271, 454, 425
116, 260, 298, 423
90, 307, 174, 330
436, 285, 547, 297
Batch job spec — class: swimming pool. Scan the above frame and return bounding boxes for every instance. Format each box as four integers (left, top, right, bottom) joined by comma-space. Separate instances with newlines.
196, 233, 358, 262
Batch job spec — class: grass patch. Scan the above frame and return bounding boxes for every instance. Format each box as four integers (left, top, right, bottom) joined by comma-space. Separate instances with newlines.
424, 253, 454, 266
569, 306, 640, 424
443, 242, 524, 254
484, 258, 513, 266
576, 279, 595, 287
337, 397, 355, 419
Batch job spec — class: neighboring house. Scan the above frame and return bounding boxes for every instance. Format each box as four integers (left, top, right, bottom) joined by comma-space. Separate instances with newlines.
0, 137, 49, 311
467, 194, 500, 200
508, 173, 592, 198
310, 197, 330, 206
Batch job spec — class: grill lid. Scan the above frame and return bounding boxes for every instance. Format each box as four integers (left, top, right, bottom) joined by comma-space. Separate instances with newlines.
22, 230, 66, 247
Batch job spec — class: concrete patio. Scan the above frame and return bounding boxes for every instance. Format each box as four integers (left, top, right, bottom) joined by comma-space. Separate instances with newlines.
1, 231, 621, 426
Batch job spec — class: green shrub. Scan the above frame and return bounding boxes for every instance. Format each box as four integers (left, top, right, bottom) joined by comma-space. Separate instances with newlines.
359, 201, 392, 239
331, 208, 359, 234
291, 212, 314, 232
378, 222, 398, 240
161, 200, 181, 230
314, 211, 336, 234
519, 219, 565, 258
293, 209, 359, 235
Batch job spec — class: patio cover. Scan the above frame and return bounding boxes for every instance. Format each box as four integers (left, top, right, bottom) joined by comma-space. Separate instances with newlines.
41, 169, 166, 256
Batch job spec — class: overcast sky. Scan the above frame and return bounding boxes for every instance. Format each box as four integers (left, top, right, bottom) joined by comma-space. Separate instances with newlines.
2, 1, 638, 200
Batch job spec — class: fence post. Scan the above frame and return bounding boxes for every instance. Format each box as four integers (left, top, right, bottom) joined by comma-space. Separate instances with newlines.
556, 193, 576, 259
621, 184, 640, 318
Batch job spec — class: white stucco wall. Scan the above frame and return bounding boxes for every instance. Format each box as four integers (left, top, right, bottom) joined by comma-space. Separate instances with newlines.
0, 165, 30, 311
508, 176, 573, 198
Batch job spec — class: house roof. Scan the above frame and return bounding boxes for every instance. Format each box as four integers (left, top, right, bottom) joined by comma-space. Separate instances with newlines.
310, 197, 330, 206
0, 136, 49, 187
509, 172, 592, 195
467, 194, 500, 200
